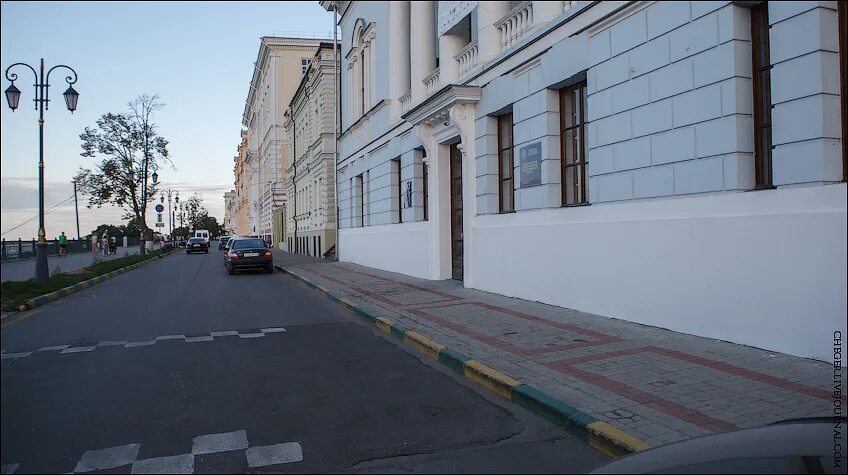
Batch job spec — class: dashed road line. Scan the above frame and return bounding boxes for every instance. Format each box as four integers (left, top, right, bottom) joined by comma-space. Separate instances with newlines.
60, 346, 96, 354
191, 430, 249, 455
1, 352, 32, 360
37, 345, 70, 352
246, 442, 303, 467
73, 443, 140, 473
0, 463, 20, 474
130, 454, 194, 474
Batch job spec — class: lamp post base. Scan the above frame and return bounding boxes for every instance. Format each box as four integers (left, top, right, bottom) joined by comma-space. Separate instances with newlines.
35, 241, 49, 281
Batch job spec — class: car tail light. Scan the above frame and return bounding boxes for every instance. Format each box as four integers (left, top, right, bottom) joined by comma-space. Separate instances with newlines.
228, 252, 238, 260
263, 250, 272, 258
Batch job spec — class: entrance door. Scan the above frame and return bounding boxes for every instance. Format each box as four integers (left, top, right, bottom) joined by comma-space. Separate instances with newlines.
450, 143, 464, 281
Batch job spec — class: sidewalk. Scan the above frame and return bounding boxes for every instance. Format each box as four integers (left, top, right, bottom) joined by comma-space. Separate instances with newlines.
1, 246, 154, 282
277, 257, 838, 448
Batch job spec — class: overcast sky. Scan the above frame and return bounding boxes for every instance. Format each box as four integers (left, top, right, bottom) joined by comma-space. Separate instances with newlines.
1, 1, 334, 240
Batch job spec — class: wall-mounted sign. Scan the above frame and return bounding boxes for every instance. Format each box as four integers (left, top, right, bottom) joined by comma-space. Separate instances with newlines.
405, 181, 413, 208
519, 142, 542, 188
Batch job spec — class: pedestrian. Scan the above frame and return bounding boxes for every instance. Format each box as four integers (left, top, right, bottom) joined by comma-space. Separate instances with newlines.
111, 235, 117, 254
102, 233, 110, 257
91, 233, 99, 254
58, 231, 68, 257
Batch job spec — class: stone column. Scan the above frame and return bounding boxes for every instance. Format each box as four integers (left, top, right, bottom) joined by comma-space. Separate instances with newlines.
389, 1, 411, 119
477, 1, 511, 62
439, 33, 465, 85
410, 0, 436, 104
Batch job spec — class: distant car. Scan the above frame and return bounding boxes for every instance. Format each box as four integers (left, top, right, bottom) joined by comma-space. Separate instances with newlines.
225, 237, 273, 275
185, 237, 209, 254
224, 237, 237, 251
590, 417, 843, 474
218, 236, 231, 250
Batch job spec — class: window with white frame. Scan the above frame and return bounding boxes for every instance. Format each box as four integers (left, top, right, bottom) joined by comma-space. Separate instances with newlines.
349, 19, 376, 122
301, 58, 311, 77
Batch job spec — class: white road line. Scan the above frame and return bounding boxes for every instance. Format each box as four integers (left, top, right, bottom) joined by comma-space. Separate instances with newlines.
155, 335, 185, 341
37, 345, 70, 352
96, 341, 129, 347
124, 341, 157, 348
260, 327, 287, 333
1, 352, 32, 359
60, 346, 96, 354
73, 443, 140, 473
209, 331, 238, 337
191, 430, 249, 455
0, 463, 20, 474
245, 442, 303, 467
184, 336, 214, 343
130, 454, 194, 474
238, 333, 265, 339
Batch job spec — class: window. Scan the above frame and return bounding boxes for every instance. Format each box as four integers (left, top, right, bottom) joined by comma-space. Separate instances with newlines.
498, 113, 515, 212
301, 58, 310, 77
751, 2, 773, 188
354, 174, 364, 227
423, 161, 429, 221
560, 82, 588, 206
360, 50, 366, 116
392, 158, 402, 223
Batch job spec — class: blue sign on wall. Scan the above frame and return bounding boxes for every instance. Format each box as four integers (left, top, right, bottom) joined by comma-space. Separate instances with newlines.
519, 142, 542, 188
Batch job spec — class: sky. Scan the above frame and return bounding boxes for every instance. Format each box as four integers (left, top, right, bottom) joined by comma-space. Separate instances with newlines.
0, 1, 334, 240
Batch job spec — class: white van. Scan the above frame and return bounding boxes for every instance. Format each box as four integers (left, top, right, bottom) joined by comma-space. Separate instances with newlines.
194, 229, 210, 244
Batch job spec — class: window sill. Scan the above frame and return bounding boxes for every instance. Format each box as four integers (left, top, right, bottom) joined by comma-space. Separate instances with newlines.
749, 185, 777, 192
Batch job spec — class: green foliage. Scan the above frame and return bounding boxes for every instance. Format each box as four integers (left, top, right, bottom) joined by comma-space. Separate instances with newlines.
197, 214, 223, 237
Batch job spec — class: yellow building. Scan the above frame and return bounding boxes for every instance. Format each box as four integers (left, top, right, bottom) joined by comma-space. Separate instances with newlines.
234, 130, 250, 236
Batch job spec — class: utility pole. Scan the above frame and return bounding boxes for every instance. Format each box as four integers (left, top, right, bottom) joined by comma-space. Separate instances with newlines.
72, 179, 80, 240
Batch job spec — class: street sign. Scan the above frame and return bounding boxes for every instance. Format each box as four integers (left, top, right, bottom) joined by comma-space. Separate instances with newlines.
155, 204, 164, 213
155, 223, 165, 227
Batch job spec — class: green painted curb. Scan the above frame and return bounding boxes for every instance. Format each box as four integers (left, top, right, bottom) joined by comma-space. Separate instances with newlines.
280, 266, 651, 459
23, 249, 179, 310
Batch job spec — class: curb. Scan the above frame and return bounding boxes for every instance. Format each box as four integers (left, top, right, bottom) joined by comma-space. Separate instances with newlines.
22, 249, 180, 311
276, 265, 652, 459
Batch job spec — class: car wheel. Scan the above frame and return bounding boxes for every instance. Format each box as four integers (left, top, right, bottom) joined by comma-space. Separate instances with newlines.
266, 266, 274, 274
227, 267, 235, 275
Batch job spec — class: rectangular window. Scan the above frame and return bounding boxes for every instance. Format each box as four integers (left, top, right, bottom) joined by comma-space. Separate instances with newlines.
498, 113, 515, 212
751, 2, 773, 188
301, 58, 310, 77
360, 50, 366, 116
354, 174, 364, 227
560, 82, 588, 206
423, 161, 429, 221
392, 158, 402, 223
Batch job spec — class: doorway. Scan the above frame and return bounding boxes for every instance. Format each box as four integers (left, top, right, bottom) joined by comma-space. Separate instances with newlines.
450, 143, 463, 281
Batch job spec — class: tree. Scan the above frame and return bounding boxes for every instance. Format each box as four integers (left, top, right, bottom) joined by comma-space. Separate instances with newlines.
172, 226, 191, 239
91, 224, 123, 240
197, 214, 223, 237
74, 94, 170, 233
184, 194, 206, 231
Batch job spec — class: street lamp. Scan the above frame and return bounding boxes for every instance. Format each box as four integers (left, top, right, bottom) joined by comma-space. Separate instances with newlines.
4, 59, 79, 281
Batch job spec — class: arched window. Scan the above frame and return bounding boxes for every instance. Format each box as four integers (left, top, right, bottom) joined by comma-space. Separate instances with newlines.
348, 18, 375, 122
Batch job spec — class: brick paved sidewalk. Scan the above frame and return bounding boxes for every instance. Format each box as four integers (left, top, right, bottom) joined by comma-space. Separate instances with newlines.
282, 259, 839, 448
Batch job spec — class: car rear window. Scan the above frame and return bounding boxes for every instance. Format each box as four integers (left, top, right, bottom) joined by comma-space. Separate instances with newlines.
232, 239, 267, 250
189, 238, 205, 243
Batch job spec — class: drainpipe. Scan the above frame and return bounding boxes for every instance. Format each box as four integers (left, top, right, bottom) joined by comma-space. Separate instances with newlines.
333, 4, 340, 261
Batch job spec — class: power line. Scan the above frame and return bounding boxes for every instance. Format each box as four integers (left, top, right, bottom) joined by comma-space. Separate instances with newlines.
0, 195, 75, 237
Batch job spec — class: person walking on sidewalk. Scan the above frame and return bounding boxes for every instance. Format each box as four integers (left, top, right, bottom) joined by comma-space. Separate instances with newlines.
58, 232, 68, 257
101, 233, 110, 257
91, 233, 99, 255
110, 235, 117, 255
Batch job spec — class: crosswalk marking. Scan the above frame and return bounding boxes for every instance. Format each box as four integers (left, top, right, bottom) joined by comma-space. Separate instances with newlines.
73, 443, 140, 473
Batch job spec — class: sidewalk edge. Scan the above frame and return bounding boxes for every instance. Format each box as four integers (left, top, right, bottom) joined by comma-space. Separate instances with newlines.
278, 265, 652, 459
22, 249, 180, 311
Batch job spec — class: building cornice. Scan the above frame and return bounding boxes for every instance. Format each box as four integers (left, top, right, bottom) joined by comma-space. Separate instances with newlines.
402, 85, 482, 127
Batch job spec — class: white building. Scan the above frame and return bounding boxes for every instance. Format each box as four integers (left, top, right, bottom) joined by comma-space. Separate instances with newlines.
323, 0, 847, 361
243, 36, 327, 243
223, 190, 236, 234
284, 42, 340, 257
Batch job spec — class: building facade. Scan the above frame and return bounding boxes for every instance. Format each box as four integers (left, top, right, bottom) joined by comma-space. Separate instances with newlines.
324, 0, 847, 361
223, 190, 236, 234
234, 130, 251, 236
243, 36, 327, 244
284, 42, 340, 257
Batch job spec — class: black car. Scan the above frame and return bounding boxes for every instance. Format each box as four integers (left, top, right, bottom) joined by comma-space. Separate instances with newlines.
225, 238, 273, 275
218, 236, 231, 250
185, 237, 209, 254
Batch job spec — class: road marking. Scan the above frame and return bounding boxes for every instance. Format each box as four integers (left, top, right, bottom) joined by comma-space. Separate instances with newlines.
0, 307, 43, 328
210, 331, 238, 337
129, 454, 194, 474
246, 442, 303, 467
1, 352, 32, 360
73, 443, 140, 473
60, 346, 97, 354
184, 336, 214, 343
124, 341, 157, 348
191, 430, 249, 455
96, 341, 129, 347
238, 333, 265, 339
37, 345, 70, 352
0, 463, 19, 474
260, 327, 287, 333
155, 335, 185, 341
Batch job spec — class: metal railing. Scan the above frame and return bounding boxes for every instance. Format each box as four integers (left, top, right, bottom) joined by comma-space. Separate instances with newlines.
0, 237, 142, 261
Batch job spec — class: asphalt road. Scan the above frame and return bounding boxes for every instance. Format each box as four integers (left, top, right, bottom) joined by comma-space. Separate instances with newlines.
1, 249, 608, 474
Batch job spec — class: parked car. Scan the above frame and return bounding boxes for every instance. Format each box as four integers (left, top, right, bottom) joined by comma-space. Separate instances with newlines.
225, 237, 273, 275
218, 236, 231, 250
224, 236, 237, 252
185, 237, 209, 254
590, 417, 842, 474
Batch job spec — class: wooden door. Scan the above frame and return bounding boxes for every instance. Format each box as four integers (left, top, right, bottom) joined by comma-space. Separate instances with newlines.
450, 143, 464, 281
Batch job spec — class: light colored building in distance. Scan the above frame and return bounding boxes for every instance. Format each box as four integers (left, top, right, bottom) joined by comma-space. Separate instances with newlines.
284, 42, 340, 257
223, 190, 236, 234
234, 130, 251, 237
323, 0, 847, 361
243, 36, 328, 245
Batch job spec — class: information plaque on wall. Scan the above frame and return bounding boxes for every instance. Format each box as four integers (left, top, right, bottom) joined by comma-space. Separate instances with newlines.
519, 142, 542, 188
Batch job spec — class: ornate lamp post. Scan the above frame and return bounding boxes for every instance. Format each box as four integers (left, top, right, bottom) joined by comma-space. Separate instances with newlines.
5, 59, 79, 281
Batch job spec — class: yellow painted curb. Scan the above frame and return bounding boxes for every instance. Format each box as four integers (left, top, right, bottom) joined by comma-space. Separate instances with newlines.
316, 285, 330, 294
338, 297, 357, 310
403, 331, 445, 360
463, 359, 521, 399
375, 316, 393, 334
586, 421, 652, 458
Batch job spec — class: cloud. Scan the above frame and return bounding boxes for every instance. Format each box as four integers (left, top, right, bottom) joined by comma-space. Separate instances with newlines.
1, 177, 75, 211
